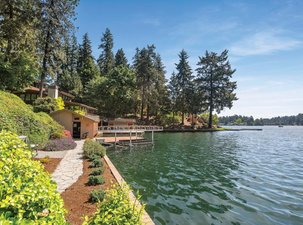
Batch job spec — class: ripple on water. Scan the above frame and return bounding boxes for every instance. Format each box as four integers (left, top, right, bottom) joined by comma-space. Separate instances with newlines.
108, 127, 303, 225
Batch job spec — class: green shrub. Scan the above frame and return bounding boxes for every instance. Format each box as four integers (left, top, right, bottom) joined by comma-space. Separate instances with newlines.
33, 97, 58, 113
89, 189, 106, 203
88, 154, 100, 162
89, 158, 103, 168
84, 184, 144, 225
0, 91, 64, 147
89, 168, 104, 176
83, 139, 106, 159
0, 131, 67, 224
33, 96, 64, 114
87, 175, 105, 186
160, 113, 182, 127
54, 97, 65, 110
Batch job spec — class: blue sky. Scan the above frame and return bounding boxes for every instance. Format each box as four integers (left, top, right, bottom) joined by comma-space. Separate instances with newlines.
75, 0, 303, 118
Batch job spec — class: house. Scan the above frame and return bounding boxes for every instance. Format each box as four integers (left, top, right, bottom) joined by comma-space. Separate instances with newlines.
14, 84, 75, 104
15, 83, 100, 139
50, 109, 100, 139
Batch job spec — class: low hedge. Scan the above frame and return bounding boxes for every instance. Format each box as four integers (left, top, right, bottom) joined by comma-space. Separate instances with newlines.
87, 175, 105, 186
83, 139, 106, 159
89, 168, 104, 176
84, 184, 144, 225
89, 189, 106, 203
0, 131, 67, 224
89, 158, 103, 168
0, 91, 64, 147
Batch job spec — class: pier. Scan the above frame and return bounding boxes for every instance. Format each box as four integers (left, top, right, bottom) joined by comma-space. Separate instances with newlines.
98, 125, 163, 146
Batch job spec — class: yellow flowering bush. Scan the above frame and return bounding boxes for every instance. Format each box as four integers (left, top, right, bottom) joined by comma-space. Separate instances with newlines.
84, 183, 144, 225
0, 131, 67, 224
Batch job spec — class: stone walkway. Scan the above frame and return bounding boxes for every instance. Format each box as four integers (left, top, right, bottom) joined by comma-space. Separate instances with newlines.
35, 150, 68, 158
52, 140, 84, 193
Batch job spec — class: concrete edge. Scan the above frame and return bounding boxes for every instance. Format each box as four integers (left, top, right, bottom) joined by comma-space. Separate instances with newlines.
104, 155, 155, 225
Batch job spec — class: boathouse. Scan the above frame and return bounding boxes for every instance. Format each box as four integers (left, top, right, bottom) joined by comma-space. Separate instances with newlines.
50, 109, 100, 139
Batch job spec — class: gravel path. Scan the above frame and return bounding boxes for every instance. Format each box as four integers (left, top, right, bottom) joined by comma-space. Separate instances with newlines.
52, 140, 84, 193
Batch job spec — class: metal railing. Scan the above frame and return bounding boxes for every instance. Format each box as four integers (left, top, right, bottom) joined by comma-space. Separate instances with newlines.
98, 125, 163, 132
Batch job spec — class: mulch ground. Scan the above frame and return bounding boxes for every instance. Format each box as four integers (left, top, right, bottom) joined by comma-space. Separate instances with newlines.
61, 158, 117, 225
34, 158, 62, 174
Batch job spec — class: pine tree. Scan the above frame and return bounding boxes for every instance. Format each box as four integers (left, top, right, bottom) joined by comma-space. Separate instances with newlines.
57, 33, 82, 95
168, 71, 178, 116
175, 50, 194, 124
78, 33, 99, 90
196, 50, 237, 128
0, 0, 40, 90
115, 48, 128, 67
38, 0, 79, 97
98, 28, 115, 75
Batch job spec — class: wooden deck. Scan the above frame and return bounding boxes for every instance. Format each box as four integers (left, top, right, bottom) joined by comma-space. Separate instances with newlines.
102, 136, 144, 143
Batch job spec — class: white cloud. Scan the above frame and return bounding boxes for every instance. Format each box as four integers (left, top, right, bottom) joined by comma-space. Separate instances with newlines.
230, 31, 302, 56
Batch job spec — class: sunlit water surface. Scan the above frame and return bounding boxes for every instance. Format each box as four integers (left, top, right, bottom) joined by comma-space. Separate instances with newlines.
107, 126, 303, 225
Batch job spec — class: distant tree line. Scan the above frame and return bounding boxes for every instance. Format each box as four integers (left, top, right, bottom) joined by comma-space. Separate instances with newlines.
219, 114, 303, 126
0, 1, 238, 128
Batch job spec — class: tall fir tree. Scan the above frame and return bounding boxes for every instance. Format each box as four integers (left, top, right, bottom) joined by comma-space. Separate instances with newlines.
57, 33, 82, 95
115, 48, 128, 67
133, 45, 168, 121
38, 0, 79, 97
0, 0, 40, 90
77, 33, 99, 91
168, 71, 179, 118
175, 50, 194, 124
98, 28, 115, 75
196, 50, 237, 128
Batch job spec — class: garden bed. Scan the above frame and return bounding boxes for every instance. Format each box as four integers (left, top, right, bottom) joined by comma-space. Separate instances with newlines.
34, 158, 62, 174
61, 158, 116, 225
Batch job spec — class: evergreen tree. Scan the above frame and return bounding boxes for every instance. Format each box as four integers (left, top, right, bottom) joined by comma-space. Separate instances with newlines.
174, 50, 194, 124
196, 50, 237, 128
57, 33, 82, 95
152, 53, 168, 116
98, 28, 115, 75
84, 65, 136, 117
115, 48, 128, 67
38, 0, 79, 97
78, 33, 99, 90
168, 71, 178, 117
0, 0, 40, 90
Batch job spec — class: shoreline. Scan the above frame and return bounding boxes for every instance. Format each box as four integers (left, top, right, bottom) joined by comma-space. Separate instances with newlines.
162, 128, 262, 132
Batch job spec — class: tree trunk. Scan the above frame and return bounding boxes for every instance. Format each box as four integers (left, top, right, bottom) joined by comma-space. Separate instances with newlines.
208, 106, 213, 129
39, 0, 54, 97
140, 87, 145, 121
4, 1, 13, 62
40, 29, 50, 97
208, 70, 214, 129
146, 104, 150, 121
192, 114, 194, 127
181, 112, 184, 125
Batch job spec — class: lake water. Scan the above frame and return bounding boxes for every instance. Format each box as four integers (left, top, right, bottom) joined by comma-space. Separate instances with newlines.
107, 126, 303, 225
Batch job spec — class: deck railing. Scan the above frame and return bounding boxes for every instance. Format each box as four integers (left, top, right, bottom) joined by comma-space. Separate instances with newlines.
98, 125, 163, 132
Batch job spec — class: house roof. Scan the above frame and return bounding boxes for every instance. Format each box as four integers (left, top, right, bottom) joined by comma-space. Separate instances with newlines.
51, 109, 100, 123
59, 91, 75, 99
64, 101, 98, 111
